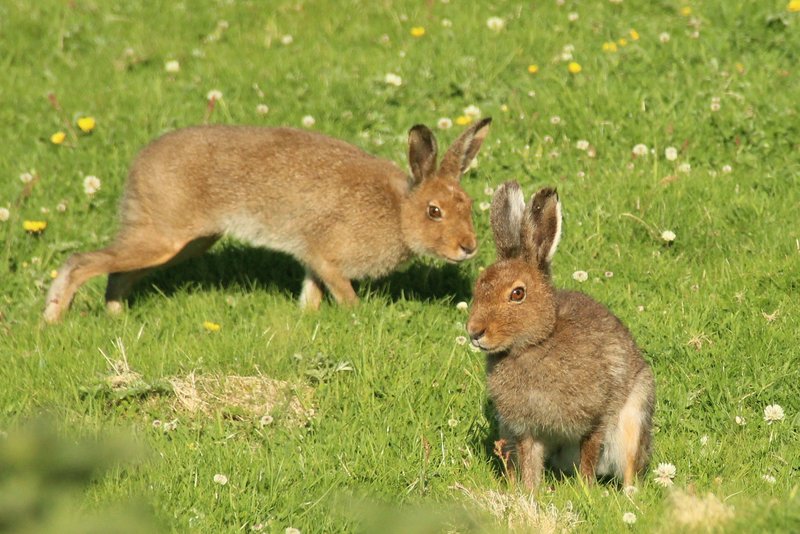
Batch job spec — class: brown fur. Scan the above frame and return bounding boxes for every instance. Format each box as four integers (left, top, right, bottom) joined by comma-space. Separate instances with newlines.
44, 120, 491, 322
467, 182, 655, 491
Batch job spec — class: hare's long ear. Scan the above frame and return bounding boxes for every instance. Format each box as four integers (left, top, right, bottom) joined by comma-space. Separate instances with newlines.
490, 181, 526, 260
520, 187, 562, 274
438, 117, 492, 181
408, 124, 438, 186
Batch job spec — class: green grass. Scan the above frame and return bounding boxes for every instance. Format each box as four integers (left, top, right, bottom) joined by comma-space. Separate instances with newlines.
1, 0, 799, 532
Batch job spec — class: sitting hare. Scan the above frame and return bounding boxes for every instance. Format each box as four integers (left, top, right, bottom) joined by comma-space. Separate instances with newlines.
44, 119, 491, 322
467, 182, 655, 491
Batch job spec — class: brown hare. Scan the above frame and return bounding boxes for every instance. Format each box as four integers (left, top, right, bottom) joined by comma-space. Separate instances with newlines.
467, 182, 655, 492
44, 119, 491, 322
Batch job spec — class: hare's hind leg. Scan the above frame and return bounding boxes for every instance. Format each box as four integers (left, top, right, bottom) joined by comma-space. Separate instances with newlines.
105, 235, 220, 314
617, 369, 655, 487
579, 427, 604, 484
44, 230, 201, 323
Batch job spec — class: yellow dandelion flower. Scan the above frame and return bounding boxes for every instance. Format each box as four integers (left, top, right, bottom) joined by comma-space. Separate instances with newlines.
410, 26, 425, 37
568, 62, 582, 74
23, 220, 47, 234
617, 38, 628, 47
602, 42, 618, 53
77, 116, 96, 133
50, 270, 59, 279
680, 6, 692, 16
455, 115, 473, 126
50, 131, 66, 145
788, 0, 800, 12
203, 321, 221, 332
527, 64, 539, 74
735, 62, 745, 74
630, 29, 640, 41
500, 104, 509, 112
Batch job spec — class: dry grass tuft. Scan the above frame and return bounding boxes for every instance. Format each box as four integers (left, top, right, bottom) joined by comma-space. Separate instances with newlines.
169, 373, 314, 426
669, 490, 735, 531
452, 483, 580, 533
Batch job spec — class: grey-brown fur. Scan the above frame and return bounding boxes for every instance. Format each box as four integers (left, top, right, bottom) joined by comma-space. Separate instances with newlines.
44, 119, 491, 322
467, 182, 655, 491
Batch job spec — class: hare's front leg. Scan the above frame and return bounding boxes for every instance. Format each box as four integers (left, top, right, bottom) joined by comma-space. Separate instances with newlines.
579, 427, 604, 484
305, 260, 357, 308
516, 434, 545, 491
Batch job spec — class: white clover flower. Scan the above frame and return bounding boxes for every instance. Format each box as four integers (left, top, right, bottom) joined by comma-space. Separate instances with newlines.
576, 139, 590, 151
384, 73, 402, 86
572, 270, 588, 282
19, 172, 34, 184
213, 473, 229, 485
165, 60, 180, 73
463, 105, 481, 119
622, 512, 637, 525
577, 170, 586, 178
735, 415, 746, 426
661, 230, 676, 242
568, 12, 579, 22
762, 474, 776, 484
479, 201, 491, 211
206, 89, 223, 101
653, 462, 676, 487
455, 335, 467, 346
710, 97, 721, 112
722, 164, 732, 174
664, 147, 678, 161
763, 404, 785, 424
678, 162, 692, 174
456, 301, 468, 311
256, 104, 269, 115
486, 16, 505, 31
543, 135, 554, 144
0, 208, 9, 222
260, 414, 274, 427
659, 32, 671, 43
83, 175, 101, 196
700, 435, 709, 446
281, 34, 294, 45
301, 115, 315, 128
447, 418, 459, 427
550, 115, 562, 125
632, 144, 648, 156
437, 117, 453, 130
483, 186, 494, 196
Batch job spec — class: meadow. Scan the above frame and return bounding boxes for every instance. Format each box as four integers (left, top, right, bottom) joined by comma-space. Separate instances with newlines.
1, 0, 799, 532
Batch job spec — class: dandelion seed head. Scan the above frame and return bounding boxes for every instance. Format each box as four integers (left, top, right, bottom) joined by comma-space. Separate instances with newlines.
456, 301, 468, 311
455, 335, 467, 346
572, 270, 588, 282
479, 201, 491, 212
550, 115, 562, 125
447, 418, 459, 427
260, 415, 274, 427
256, 104, 269, 115
632, 144, 648, 156
678, 162, 692, 174
762, 474, 776, 484
83, 175, 101, 196
213, 473, 228, 485
301, 115, 316, 128
280, 34, 293, 45
665, 147, 678, 161
165, 60, 180, 73
486, 17, 505, 31
437, 117, 453, 130
661, 230, 676, 242
659, 32, 671, 43
576, 139, 589, 151
463, 105, 481, 119
622, 512, 637, 525
0, 208, 9, 222
384, 73, 402, 86
19, 172, 34, 184
206, 89, 223, 101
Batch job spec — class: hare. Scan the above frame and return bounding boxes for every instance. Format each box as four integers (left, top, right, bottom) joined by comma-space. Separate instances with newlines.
466, 182, 655, 491
44, 119, 491, 323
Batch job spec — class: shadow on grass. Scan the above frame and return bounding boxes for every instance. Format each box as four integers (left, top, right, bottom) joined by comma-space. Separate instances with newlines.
127, 242, 474, 307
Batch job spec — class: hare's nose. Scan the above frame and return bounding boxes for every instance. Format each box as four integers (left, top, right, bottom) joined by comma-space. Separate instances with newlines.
460, 243, 477, 256
468, 327, 485, 341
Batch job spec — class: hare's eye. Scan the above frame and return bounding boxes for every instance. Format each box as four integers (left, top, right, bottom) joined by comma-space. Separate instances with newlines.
427, 204, 442, 220
509, 287, 526, 302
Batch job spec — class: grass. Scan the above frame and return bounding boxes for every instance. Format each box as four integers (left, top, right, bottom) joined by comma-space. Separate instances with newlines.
1, 0, 799, 531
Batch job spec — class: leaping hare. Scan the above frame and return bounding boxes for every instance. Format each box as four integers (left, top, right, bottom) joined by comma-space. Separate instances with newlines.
467, 182, 655, 491
44, 119, 491, 322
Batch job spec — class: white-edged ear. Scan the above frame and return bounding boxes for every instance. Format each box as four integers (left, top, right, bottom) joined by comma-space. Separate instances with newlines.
520, 187, 562, 273
490, 181, 526, 260
438, 117, 492, 180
